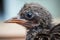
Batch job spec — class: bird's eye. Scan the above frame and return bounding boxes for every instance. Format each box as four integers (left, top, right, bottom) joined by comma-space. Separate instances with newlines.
25, 11, 34, 20
26, 12, 32, 18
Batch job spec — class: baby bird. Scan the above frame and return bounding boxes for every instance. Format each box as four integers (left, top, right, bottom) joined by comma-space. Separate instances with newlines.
5, 3, 60, 40
5, 3, 52, 29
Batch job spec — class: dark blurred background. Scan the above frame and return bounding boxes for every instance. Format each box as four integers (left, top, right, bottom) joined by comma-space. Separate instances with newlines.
0, 0, 60, 21
0, 0, 4, 20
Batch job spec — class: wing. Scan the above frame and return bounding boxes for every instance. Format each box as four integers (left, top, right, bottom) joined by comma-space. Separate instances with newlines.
50, 24, 60, 40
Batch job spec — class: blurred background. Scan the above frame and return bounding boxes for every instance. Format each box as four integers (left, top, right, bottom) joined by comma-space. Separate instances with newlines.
0, 0, 60, 21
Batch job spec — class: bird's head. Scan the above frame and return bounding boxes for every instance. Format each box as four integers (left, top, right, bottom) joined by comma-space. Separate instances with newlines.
5, 3, 52, 29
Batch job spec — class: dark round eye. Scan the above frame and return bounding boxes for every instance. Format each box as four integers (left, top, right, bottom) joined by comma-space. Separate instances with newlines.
25, 11, 34, 20
26, 12, 32, 18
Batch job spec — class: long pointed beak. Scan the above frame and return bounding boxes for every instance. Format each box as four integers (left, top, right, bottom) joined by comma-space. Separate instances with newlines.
4, 17, 32, 29
5, 17, 27, 25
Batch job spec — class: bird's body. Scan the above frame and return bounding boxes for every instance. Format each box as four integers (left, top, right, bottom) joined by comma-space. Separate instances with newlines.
5, 3, 60, 40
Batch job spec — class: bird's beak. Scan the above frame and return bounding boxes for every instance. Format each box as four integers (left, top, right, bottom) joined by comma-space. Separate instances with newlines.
5, 17, 31, 29
5, 17, 27, 25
